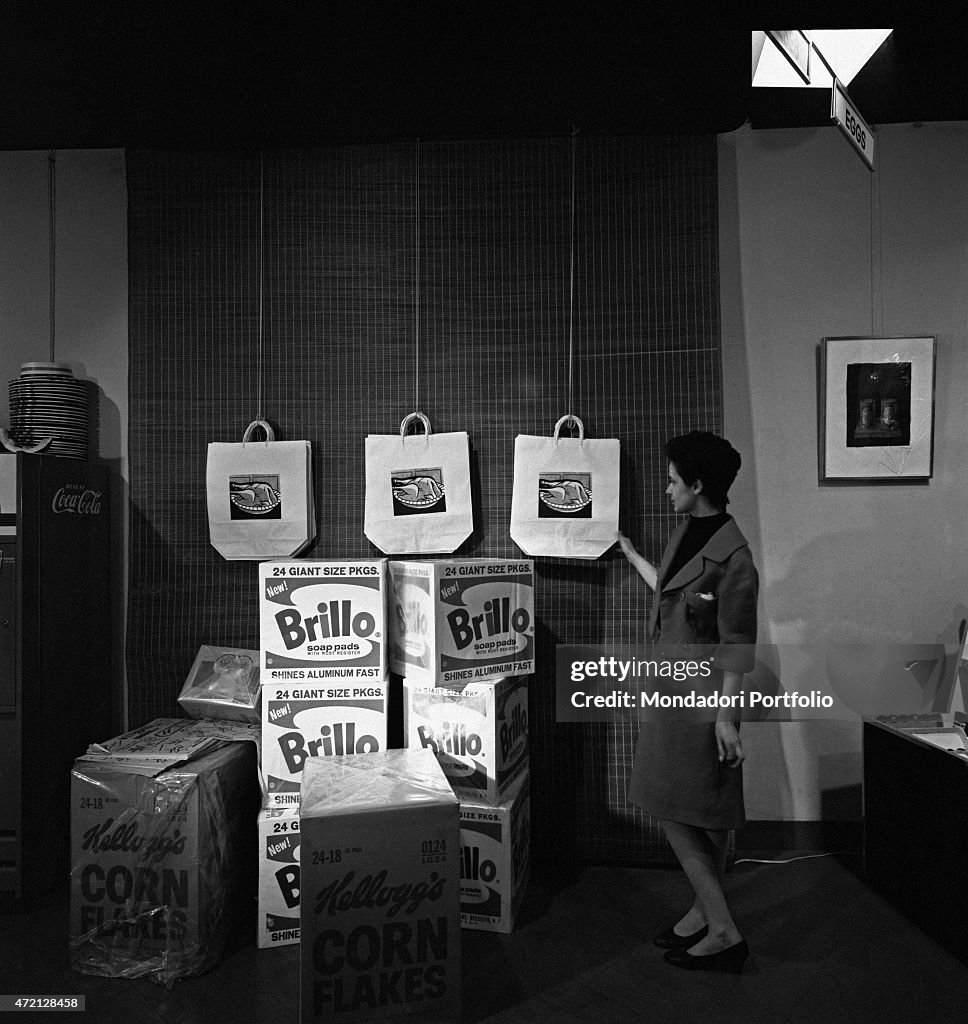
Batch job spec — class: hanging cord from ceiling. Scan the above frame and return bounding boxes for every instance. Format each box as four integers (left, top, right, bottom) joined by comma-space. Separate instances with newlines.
257, 151, 266, 423
566, 126, 579, 422
48, 150, 56, 362
413, 137, 422, 413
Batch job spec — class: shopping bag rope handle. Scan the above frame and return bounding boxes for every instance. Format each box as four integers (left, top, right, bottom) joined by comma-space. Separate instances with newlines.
399, 411, 433, 444
242, 418, 275, 445
553, 414, 584, 445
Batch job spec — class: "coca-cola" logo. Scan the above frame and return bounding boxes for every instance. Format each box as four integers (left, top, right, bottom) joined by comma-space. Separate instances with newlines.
52, 487, 103, 515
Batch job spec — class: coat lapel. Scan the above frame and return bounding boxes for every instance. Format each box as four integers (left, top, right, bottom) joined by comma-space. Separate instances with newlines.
660, 518, 750, 592
646, 521, 688, 637
654, 520, 689, 590
647, 517, 750, 639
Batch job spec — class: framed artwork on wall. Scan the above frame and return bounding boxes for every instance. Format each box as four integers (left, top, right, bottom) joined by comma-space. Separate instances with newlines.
819, 335, 936, 482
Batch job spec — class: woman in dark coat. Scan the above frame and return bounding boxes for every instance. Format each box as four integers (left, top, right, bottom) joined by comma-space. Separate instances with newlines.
617, 431, 758, 974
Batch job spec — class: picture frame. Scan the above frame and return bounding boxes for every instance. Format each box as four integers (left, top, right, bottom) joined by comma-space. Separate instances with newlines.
819, 335, 936, 482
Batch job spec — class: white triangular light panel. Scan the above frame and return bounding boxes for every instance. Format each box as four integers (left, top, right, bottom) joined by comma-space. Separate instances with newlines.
753, 29, 893, 88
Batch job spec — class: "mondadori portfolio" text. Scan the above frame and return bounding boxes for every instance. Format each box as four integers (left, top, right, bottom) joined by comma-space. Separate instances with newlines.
570, 689, 834, 710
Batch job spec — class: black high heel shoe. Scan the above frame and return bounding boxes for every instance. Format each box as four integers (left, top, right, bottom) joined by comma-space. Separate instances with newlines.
663, 938, 748, 974
653, 924, 708, 949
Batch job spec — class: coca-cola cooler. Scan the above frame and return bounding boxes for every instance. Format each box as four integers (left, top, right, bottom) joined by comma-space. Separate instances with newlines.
0, 454, 114, 906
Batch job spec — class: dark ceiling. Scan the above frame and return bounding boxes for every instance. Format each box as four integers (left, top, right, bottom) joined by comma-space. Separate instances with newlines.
3, 5, 967, 151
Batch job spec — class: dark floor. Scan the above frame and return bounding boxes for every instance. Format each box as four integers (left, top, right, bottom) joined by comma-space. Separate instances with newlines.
2, 853, 967, 1023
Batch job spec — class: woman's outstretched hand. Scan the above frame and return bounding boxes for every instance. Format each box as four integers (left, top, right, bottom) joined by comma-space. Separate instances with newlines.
616, 530, 637, 559
615, 531, 658, 591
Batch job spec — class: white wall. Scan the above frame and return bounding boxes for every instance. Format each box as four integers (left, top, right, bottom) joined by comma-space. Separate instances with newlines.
720, 122, 968, 818
0, 149, 128, 723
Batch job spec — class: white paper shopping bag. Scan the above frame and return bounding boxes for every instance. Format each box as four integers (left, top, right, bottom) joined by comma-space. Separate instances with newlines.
364, 412, 473, 554
510, 415, 620, 559
207, 419, 315, 561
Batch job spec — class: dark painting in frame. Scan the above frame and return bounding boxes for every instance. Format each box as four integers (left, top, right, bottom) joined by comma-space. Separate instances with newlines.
820, 335, 936, 482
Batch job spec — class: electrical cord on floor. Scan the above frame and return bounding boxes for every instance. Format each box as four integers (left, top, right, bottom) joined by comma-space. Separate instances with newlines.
733, 851, 859, 865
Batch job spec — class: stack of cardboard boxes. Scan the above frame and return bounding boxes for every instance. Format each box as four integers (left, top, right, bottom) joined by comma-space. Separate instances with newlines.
255, 557, 535, 957
258, 558, 467, 1023
391, 558, 534, 935
256, 559, 392, 951
69, 557, 536, 1014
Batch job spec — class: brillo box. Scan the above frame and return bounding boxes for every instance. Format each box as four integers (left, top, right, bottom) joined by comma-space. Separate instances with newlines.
260, 560, 389, 684
257, 806, 301, 948
261, 679, 388, 807
404, 674, 529, 805
459, 772, 530, 933
389, 558, 534, 685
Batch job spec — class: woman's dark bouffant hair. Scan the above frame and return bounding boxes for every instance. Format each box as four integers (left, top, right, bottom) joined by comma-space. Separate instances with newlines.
665, 431, 742, 508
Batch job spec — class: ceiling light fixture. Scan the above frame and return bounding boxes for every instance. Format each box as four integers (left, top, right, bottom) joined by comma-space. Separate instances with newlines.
752, 29, 893, 89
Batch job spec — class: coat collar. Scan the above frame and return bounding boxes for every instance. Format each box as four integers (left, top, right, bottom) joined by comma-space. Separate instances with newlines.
659, 516, 750, 593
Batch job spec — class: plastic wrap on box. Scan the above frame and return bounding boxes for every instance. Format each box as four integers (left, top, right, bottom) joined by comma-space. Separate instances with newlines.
299, 750, 461, 1024
177, 645, 261, 724
69, 730, 260, 986
405, 675, 529, 804
260, 679, 389, 808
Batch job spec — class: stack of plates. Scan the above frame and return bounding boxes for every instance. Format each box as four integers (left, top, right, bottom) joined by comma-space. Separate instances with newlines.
8, 362, 89, 460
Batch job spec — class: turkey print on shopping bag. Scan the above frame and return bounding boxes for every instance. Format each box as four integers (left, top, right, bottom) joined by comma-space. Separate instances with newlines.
537, 472, 592, 518
391, 466, 446, 516
229, 475, 282, 519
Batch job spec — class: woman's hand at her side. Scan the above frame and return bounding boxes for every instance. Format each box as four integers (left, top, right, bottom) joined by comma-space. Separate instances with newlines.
715, 719, 744, 767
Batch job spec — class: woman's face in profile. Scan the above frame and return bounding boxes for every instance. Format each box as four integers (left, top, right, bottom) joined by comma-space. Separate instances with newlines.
666, 461, 700, 515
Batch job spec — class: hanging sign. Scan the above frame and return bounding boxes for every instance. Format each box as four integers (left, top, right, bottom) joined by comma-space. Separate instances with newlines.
831, 77, 875, 171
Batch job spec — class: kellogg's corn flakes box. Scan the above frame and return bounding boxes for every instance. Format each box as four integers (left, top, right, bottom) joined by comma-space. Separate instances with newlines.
299, 750, 460, 1024
70, 732, 260, 985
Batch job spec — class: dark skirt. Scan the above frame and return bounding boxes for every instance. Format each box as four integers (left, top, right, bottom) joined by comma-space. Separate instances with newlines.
628, 720, 745, 831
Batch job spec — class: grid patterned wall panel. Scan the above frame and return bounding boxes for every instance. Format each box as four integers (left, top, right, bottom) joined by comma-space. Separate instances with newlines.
126, 135, 721, 863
